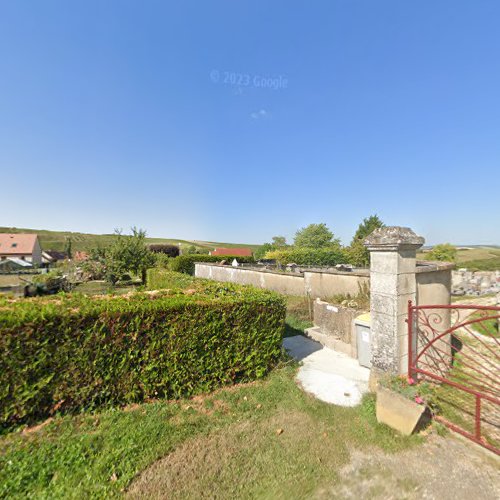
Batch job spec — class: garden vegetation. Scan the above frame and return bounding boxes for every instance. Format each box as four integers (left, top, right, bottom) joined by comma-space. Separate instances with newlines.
0, 273, 285, 429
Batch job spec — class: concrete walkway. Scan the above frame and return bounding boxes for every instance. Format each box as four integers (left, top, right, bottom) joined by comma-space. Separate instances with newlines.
283, 335, 370, 407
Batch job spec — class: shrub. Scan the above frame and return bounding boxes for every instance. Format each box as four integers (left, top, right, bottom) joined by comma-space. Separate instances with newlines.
424, 243, 457, 263
148, 244, 180, 258
264, 247, 347, 267
168, 254, 255, 275
0, 279, 285, 429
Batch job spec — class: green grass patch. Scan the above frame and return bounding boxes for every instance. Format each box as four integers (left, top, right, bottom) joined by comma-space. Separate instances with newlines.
284, 296, 313, 337
470, 313, 499, 338
0, 366, 420, 498
71, 281, 141, 296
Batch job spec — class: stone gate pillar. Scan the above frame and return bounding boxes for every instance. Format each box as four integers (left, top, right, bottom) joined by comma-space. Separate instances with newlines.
364, 227, 425, 376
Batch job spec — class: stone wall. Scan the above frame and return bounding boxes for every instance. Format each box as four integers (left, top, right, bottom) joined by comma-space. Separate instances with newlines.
194, 263, 305, 296
195, 262, 451, 306
364, 227, 454, 377
194, 263, 369, 299
304, 270, 369, 298
416, 264, 454, 306
305, 299, 360, 357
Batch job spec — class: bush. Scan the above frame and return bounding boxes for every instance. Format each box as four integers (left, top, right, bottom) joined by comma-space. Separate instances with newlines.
148, 244, 180, 258
265, 247, 347, 267
168, 254, 255, 275
0, 279, 285, 429
147, 268, 199, 290
424, 243, 457, 263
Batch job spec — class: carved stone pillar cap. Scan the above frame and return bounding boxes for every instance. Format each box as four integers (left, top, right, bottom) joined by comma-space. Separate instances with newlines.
364, 226, 425, 251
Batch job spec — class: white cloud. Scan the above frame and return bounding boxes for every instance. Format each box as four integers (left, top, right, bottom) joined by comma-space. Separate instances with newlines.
250, 109, 271, 120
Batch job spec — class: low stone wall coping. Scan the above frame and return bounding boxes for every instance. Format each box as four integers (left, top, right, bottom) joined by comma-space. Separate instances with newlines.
194, 262, 370, 278
194, 262, 304, 277
196, 261, 452, 276
415, 261, 455, 273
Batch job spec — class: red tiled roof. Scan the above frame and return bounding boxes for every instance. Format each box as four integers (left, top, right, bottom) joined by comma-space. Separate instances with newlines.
73, 251, 89, 261
0, 234, 38, 255
211, 247, 253, 257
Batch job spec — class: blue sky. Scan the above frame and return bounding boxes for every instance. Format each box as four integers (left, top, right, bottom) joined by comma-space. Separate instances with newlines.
1, 1, 499, 245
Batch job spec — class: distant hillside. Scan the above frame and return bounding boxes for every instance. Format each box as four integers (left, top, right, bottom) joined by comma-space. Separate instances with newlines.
418, 246, 500, 271
0, 227, 259, 253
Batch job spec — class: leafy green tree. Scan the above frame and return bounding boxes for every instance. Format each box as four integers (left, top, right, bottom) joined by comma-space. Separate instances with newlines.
122, 227, 156, 283
347, 215, 385, 267
425, 243, 457, 263
254, 236, 288, 259
294, 223, 339, 248
87, 228, 155, 285
254, 243, 274, 260
271, 236, 287, 248
351, 215, 385, 244
64, 237, 73, 259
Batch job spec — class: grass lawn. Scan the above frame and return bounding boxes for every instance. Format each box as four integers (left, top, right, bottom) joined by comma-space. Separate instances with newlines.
0, 364, 420, 499
471, 314, 499, 338
451, 293, 497, 303
285, 295, 313, 337
71, 280, 141, 296
424, 332, 499, 450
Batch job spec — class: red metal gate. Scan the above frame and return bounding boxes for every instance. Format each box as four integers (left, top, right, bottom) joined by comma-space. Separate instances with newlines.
407, 301, 500, 454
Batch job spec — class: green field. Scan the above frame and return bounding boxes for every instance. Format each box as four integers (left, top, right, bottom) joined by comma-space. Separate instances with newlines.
0, 227, 259, 254
419, 246, 500, 271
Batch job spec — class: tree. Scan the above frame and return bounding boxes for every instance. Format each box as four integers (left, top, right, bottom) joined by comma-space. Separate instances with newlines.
347, 215, 385, 267
87, 228, 155, 285
425, 243, 457, 263
351, 215, 385, 245
148, 244, 180, 258
65, 237, 73, 259
294, 223, 338, 248
271, 236, 287, 248
254, 236, 288, 260
254, 243, 274, 260
122, 227, 156, 283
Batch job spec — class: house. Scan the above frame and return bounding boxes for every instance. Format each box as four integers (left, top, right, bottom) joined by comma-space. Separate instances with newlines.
0, 257, 34, 272
210, 247, 253, 257
44, 250, 68, 262
0, 234, 42, 266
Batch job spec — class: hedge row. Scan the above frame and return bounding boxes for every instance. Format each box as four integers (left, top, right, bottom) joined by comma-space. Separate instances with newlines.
0, 277, 285, 428
168, 254, 255, 275
148, 244, 180, 258
264, 247, 347, 266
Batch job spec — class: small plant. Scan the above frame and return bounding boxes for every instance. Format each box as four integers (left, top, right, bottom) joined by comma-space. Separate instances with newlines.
326, 282, 370, 310
379, 375, 441, 414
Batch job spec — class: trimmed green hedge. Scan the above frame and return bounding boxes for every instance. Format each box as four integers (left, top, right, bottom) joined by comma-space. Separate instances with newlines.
264, 247, 347, 266
0, 278, 285, 428
169, 254, 255, 275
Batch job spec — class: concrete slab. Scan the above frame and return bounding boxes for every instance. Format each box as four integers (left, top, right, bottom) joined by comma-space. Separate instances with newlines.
283, 335, 370, 407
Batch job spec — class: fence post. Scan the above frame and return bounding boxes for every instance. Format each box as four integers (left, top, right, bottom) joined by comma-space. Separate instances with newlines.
364, 227, 424, 378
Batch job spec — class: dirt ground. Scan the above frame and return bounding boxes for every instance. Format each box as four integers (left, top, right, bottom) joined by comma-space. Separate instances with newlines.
127, 418, 499, 500
329, 434, 499, 500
